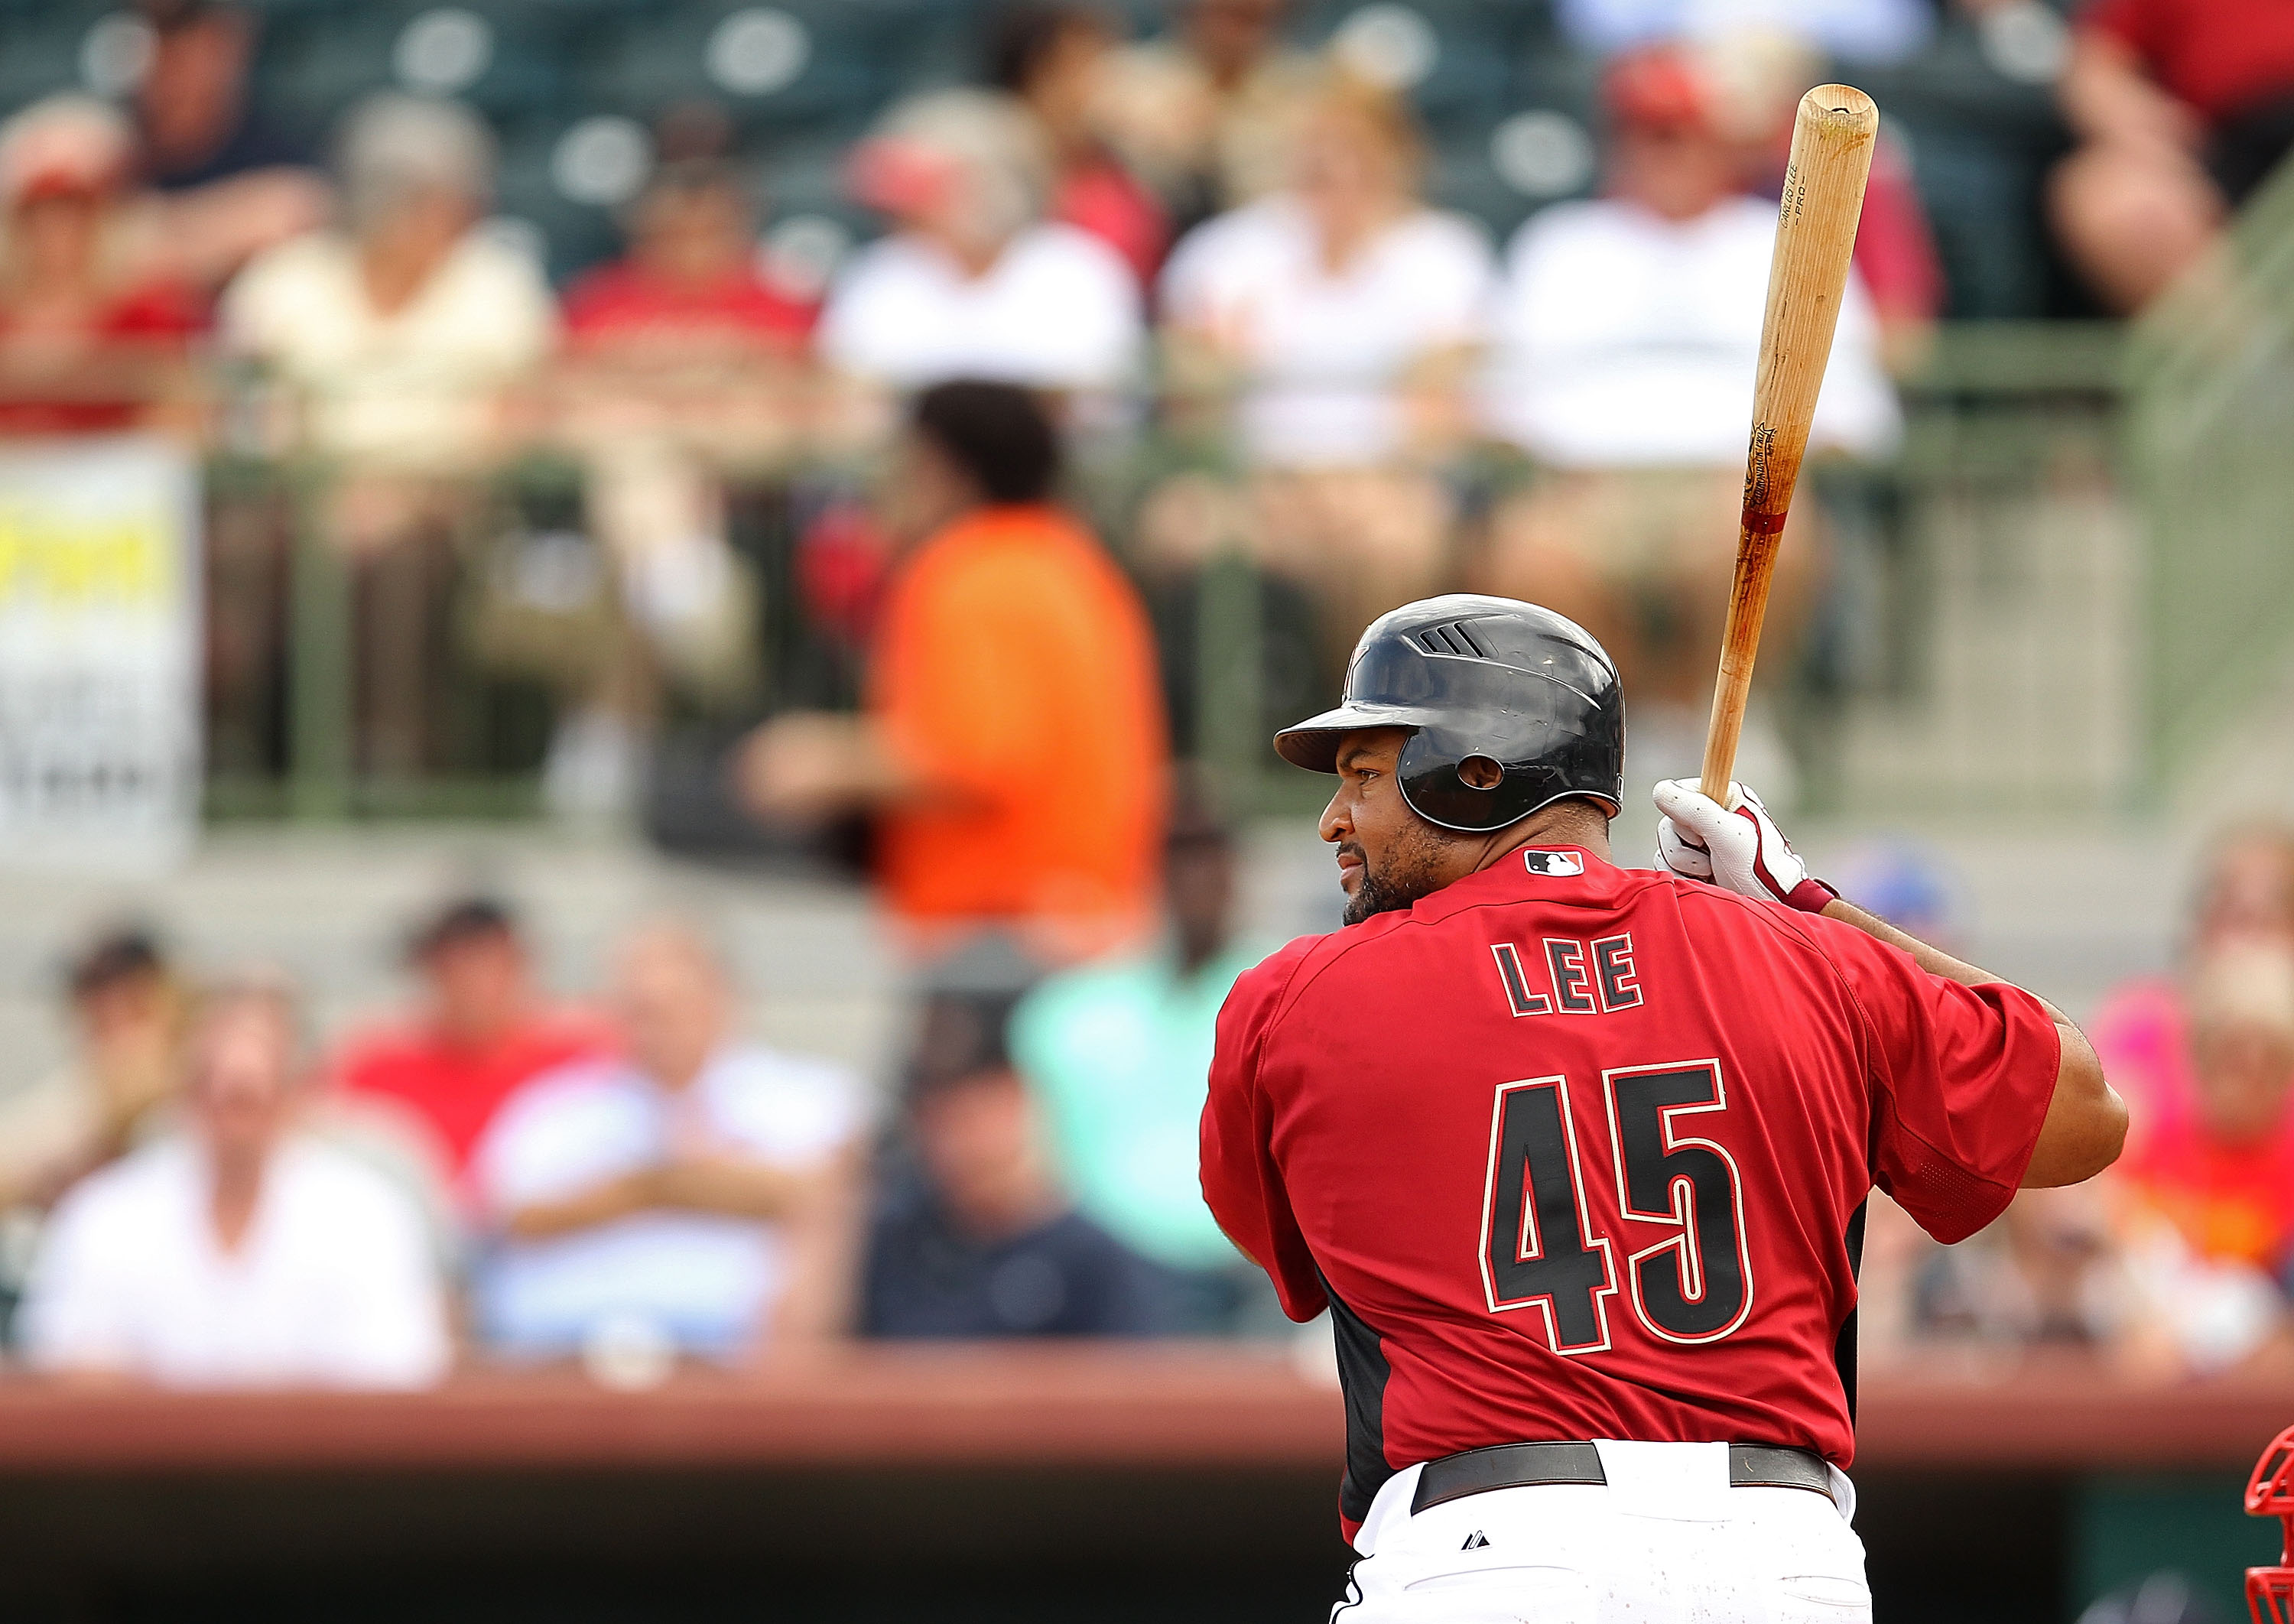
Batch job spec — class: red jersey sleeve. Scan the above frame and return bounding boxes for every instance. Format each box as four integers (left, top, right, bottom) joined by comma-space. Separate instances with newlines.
1815, 920, 2063, 1242
1201, 939, 1328, 1322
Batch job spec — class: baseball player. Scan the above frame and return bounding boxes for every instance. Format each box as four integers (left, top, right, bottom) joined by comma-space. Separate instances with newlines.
1201, 594, 2125, 1622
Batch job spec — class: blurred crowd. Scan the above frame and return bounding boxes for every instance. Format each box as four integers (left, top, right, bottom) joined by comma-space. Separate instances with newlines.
0, 771, 1282, 1385
1858, 826, 2294, 1381
3, 0, 2286, 808
7, 817, 2294, 1389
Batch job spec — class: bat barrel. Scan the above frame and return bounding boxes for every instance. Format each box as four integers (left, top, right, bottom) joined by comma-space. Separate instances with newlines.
1697, 83, 1878, 806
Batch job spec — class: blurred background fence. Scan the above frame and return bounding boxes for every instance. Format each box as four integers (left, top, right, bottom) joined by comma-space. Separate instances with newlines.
178, 326, 2158, 826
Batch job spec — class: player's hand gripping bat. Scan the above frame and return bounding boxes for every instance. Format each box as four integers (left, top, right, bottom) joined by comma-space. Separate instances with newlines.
1698, 85, 1880, 804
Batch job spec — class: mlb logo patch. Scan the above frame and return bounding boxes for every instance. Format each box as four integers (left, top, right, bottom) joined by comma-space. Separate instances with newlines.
1523, 849, 1585, 878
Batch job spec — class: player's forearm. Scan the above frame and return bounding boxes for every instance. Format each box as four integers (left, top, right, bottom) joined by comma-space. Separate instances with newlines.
1818, 897, 2070, 1024
1821, 897, 1994, 986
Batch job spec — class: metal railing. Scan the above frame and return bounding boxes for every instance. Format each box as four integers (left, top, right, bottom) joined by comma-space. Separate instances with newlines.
41, 325, 2278, 830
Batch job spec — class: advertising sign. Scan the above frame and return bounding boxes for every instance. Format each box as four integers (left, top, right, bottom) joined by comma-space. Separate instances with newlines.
0, 435, 201, 871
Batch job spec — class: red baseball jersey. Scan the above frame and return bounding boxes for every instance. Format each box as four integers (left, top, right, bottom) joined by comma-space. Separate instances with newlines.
1201, 845, 2061, 1539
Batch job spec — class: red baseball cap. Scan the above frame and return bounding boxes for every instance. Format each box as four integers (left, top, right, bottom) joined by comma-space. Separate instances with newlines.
1603, 44, 1719, 134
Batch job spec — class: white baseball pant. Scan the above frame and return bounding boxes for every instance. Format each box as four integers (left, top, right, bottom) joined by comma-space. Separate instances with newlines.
1333, 1440, 1871, 1624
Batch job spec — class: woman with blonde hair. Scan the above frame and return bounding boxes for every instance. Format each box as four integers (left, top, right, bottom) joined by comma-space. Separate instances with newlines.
1155, 73, 1494, 680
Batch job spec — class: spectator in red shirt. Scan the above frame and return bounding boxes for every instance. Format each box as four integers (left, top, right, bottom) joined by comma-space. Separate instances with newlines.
537, 154, 812, 817
2052, 0, 2294, 311
0, 95, 204, 437
333, 898, 613, 1193
987, 5, 1171, 289
561, 158, 814, 356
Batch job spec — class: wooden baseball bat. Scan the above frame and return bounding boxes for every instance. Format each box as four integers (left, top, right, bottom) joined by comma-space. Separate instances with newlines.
1698, 85, 1880, 804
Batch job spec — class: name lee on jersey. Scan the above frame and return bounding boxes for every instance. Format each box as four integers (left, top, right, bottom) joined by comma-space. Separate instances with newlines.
1489, 934, 1643, 1018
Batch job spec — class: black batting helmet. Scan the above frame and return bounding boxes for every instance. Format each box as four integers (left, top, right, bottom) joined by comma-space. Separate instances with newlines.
1273, 596, 1625, 832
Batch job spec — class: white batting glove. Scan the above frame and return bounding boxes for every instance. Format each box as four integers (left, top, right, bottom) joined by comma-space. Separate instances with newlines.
1652, 779, 1838, 914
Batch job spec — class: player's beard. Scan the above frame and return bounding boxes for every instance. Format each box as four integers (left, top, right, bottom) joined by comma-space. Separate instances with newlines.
1342, 825, 1453, 926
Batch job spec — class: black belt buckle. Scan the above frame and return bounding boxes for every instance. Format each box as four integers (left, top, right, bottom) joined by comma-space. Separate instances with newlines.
1411, 1440, 1836, 1515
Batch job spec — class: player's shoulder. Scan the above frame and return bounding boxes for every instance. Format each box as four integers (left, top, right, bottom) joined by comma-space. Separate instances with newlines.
1226, 931, 1331, 1017
1223, 908, 1434, 1031
1669, 877, 1928, 1027
1227, 927, 1367, 1028
1667, 872, 1861, 959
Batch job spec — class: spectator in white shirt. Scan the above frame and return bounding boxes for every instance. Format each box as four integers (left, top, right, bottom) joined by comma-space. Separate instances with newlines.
818, 89, 1142, 395
21, 975, 451, 1389
1478, 43, 1900, 767
1151, 74, 1493, 680
471, 920, 863, 1363
221, 93, 554, 477
219, 93, 556, 778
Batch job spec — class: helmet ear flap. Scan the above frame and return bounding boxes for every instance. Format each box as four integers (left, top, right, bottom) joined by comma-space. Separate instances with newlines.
1399, 729, 1525, 833
1457, 754, 1506, 791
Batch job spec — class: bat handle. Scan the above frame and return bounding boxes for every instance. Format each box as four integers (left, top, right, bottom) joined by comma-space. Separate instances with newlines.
1697, 522, 1782, 808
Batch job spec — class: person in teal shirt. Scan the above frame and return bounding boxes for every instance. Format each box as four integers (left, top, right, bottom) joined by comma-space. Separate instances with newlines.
1009, 799, 1277, 1333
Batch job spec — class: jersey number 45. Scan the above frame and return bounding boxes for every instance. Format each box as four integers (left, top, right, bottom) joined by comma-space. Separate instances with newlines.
1477, 1062, 1752, 1353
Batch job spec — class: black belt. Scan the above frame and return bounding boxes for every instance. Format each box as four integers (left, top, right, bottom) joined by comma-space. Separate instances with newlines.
1412, 1441, 1836, 1515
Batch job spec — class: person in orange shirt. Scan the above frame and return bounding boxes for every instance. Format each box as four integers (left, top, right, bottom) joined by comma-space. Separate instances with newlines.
738, 380, 1168, 957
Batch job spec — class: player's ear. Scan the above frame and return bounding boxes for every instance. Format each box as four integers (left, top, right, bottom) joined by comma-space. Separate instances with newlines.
1458, 755, 1503, 791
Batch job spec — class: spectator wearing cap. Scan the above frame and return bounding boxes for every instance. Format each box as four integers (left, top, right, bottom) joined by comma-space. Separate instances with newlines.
2052, 0, 2294, 312
0, 929, 187, 1219
0, 95, 206, 437
132, 0, 327, 291
21, 975, 450, 1388
817, 89, 1143, 394
987, 4, 1169, 288
330, 898, 614, 1200
736, 380, 1168, 961
1156, 73, 1494, 678
220, 93, 556, 774
1008, 793, 1275, 1333
859, 1010, 1168, 1340
1478, 41, 1899, 790
470, 920, 863, 1360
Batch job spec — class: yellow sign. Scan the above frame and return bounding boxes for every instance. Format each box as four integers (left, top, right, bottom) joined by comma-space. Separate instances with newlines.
0, 505, 171, 608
